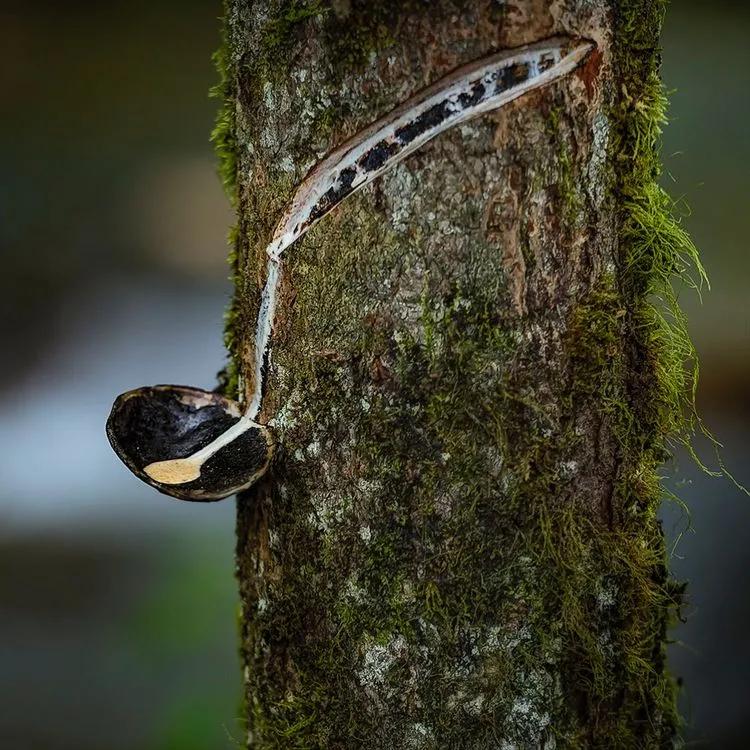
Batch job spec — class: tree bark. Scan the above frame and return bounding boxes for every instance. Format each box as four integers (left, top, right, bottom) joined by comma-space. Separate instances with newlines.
224, 1, 685, 747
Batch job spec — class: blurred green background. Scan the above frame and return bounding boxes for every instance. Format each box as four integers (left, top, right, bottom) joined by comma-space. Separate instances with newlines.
0, 1, 747, 747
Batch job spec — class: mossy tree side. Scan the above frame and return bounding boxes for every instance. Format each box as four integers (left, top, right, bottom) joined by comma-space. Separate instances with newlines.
221, 1, 695, 746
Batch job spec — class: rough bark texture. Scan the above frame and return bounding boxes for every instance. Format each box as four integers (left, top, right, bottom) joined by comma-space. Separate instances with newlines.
221, 1, 689, 747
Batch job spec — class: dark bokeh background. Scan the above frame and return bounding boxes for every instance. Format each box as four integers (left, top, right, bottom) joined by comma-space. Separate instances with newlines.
0, 2, 747, 747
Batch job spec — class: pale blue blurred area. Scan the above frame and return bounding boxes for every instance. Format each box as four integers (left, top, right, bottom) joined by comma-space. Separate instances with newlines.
662, 420, 750, 748
0, 1, 747, 748
0, 278, 234, 528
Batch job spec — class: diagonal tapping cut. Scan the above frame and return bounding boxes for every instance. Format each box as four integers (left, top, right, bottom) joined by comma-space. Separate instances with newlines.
249, 36, 593, 421
107, 35, 596, 501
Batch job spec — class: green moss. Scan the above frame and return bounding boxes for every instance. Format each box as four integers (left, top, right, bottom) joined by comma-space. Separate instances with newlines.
211, 2, 240, 399
262, 0, 329, 58
601, 0, 711, 741
614, 1, 706, 451
252, 0, 411, 90
210, 0, 237, 202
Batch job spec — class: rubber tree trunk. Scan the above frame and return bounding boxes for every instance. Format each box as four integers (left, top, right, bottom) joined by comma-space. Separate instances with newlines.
222, 1, 688, 746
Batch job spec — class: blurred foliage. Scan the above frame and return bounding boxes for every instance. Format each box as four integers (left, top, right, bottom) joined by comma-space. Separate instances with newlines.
0, 0, 227, 387
661, 1, 750, 393
0, 527, 241, 749
128, 535, 233, 657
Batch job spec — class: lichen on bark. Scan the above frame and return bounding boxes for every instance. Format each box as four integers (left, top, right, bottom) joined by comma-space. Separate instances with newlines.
218, 1, 698, 746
